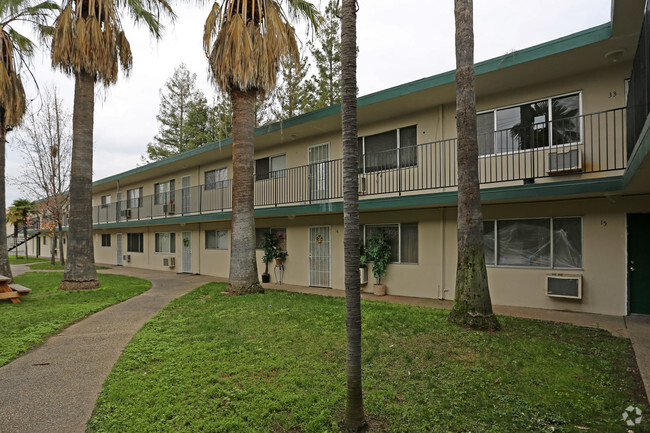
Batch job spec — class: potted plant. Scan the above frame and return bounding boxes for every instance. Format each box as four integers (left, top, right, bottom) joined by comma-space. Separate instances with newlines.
359, 245, 368, 285
260, 230, 278, 283
366, 230, 392, 296
274, 249, 288, 265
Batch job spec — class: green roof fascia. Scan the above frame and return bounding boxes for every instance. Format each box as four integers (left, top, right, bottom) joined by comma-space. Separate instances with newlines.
623, 114, 650, 187
93, 22, 612, 189
93, 175, 624, 229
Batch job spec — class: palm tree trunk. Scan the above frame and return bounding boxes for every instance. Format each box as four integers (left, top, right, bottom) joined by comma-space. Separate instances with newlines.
59, 71, 99, 290
22, 211, 28, 261
0, 120, 13, 280
341, 0, 365, 430
448, 0, 498, 330
227, 89, 263, 295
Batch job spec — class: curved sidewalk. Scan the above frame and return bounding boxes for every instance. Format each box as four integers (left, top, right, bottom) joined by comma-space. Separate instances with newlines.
0, 266, 214, 433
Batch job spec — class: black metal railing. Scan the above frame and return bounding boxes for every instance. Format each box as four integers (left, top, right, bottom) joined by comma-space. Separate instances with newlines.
93, 108, 627, 224
627, 0, 650, 157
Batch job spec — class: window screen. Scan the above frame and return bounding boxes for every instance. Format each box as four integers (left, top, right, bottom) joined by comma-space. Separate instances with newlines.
255, 158, 270, 181
101, 234, 111, 247
206, 230, 228, 249
127, 233, 144, 253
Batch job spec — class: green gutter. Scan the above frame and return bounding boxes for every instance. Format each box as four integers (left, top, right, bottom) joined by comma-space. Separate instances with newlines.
93, 175, 624, 229
93, 22, 612, 188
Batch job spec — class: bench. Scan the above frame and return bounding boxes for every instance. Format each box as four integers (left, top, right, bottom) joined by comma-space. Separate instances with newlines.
0, 276, 31, 303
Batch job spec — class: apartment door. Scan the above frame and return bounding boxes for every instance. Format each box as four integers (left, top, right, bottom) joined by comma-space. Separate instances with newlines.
308, 143, 330, 201
628, 214, 650, 314
116, 191, 123, 221
181, 175, 191, 214
116, 234, 123, 266
309, 226, 331, 288
182, 231, 192, 273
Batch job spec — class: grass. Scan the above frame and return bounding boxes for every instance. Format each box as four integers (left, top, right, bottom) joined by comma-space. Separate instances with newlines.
88, 284, 649, 433
8, 256, 50, 265
26, 262, 111, 270
0, 272, 151, 367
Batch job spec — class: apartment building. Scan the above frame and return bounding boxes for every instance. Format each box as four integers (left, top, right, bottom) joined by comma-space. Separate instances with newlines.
31, 0, 650, 316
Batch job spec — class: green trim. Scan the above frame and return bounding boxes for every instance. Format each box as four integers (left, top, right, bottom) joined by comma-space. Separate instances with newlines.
93, 176, 624, 229
623, 115, 650, 187
93, 23, 613, 188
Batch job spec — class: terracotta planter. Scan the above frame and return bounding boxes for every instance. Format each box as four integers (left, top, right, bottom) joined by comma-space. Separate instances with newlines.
373, 283, 386, 296
275, 258, 284, 265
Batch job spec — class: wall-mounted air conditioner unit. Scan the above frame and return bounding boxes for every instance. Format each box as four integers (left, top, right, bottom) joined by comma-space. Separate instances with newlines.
169, 257, 176, 268
546, 274, 582, 299
547, 148, 583, 174
120, 209, 132, 219
124, 254, 131, 263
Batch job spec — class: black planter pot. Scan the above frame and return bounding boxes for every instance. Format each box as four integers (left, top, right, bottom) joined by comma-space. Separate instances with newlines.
262, 273, 271, 283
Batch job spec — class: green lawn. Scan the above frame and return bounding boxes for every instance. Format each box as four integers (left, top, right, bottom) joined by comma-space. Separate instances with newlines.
88, 284, 648, 433
27, 262, 111, 270
8, 256, 50, 265
0, 272, 151, 367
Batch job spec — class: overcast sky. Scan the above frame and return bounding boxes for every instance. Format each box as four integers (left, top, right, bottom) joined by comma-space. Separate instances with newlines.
6, 0, 611, 204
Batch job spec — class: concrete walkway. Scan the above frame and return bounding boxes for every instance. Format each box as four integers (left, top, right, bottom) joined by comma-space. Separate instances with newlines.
0, 266, 213, 433
0, 265, 647, 433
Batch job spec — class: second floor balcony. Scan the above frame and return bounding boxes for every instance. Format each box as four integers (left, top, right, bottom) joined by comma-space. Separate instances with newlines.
94, 107, 627, 225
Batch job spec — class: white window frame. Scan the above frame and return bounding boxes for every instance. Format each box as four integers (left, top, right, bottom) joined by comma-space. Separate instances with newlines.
358, 125, 418, 174
205, 229, 228, 250
127, 187, 143, 208
363, 223, 418, 264
255, 154, 287, 180
100, 195, 111, 208
478, 91, 583, 157
204, 168, 228, 190
154, 180, 175, 205
154, 232, 176, 254
484, 216, 583, 269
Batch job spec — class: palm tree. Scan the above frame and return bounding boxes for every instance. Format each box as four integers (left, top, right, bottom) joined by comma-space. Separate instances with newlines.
203, 0, 320, 294
340, 0, 365, 429
51, 0, 174, 290
448, 0, 499, 330
0, 0, 58, 278
10, 199, 38, 260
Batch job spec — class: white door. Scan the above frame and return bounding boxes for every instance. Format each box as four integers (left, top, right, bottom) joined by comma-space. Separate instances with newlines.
182, 231, 192, 273
309, 226, 331, 287
181, 175, 191, 214
116, 234, 123, 266
308, 143, 330, 201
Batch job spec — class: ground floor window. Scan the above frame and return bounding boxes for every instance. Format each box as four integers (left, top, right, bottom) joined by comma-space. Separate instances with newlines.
101, 234, 111, 247
205, 230, 228, 250
127, 233, 144, 253
483, 217, 582, 268
363, 223, 418, 263
255, 228, 287, 250
155, 232, 176, 253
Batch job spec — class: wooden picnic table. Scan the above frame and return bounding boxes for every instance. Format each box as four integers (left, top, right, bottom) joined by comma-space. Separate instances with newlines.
0, 275, 31, 304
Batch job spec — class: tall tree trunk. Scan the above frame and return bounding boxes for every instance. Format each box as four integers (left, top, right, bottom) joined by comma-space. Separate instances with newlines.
0, 121, 13, 280
14, 225, 18, 260
58, 221, 65, 266
22, 211, 28, 261
227, 89, 263, 295
51, 234, 56, 265
341, 0, 365, 430
448, 0, 499, 330
59, 72, 99, 290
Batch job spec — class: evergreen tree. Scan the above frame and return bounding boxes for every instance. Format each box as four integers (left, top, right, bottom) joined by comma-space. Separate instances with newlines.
270, 54, 313, 121
308, 0, 342, 110
144, 64, 209, 162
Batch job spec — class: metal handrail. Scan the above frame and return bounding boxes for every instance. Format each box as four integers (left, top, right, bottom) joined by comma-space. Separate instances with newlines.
93, 107, 627, 224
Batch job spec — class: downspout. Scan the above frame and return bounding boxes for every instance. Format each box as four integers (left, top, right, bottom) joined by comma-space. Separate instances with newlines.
440, 209, 445, 299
